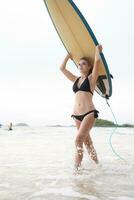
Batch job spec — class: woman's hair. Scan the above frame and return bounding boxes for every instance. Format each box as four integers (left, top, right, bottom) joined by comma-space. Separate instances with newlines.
79, 56, 93, 76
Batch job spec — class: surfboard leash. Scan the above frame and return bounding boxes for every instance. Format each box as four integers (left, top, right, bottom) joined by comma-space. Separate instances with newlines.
105, 97, 126, 162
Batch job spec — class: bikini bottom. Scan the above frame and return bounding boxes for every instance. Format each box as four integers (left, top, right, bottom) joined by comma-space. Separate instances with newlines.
71, 109, 99, 122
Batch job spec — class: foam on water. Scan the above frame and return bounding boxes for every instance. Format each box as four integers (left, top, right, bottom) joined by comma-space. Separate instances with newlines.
0, 126, 134, 200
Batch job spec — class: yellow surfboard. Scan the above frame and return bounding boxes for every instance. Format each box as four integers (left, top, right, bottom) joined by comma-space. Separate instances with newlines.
43, 0, 113, 99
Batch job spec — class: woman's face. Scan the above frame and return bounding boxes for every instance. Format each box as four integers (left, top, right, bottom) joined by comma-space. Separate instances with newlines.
78, 59, 91, 74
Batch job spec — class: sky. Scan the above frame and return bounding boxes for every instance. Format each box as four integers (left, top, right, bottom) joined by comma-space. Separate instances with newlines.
0, 0, 134, 126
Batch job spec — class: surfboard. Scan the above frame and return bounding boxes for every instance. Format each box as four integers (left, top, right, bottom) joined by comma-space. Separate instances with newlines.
43, 0, 113, 99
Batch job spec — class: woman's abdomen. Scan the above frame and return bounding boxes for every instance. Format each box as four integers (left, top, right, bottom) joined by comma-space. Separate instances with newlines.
73, 92, 95, 114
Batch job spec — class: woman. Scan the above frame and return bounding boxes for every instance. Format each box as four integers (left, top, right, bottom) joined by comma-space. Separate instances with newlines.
60, 44, 103, 171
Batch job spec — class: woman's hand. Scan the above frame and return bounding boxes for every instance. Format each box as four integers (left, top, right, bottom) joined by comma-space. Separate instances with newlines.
60, 53, 73, 70
95, 44, 103, 62
66, 53, 73, 60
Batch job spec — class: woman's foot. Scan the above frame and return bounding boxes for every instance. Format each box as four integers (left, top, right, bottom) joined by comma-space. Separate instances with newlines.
73, 163, 82, 175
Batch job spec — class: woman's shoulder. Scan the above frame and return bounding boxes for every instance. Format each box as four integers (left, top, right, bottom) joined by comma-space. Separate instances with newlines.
73, 76, 80, 83
87, 73, 92, 80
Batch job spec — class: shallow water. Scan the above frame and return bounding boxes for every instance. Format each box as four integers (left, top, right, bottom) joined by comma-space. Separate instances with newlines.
0, 126, 134, 200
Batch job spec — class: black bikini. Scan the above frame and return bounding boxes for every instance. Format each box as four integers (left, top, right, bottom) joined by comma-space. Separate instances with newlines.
71, 76, 99, 122
72, 76, 93, 95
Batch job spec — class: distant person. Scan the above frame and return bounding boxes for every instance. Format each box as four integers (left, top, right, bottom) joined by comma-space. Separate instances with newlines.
60, 45, 102, 172
8, 122, 13, 131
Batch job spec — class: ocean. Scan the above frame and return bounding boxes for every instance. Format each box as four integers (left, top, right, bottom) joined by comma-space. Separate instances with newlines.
0, 126, 134, 200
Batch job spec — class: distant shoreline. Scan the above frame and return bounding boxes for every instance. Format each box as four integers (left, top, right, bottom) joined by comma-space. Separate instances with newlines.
45, 118, 134, 128
1, 119, 134, 128
94, 119, 134, 128
45, 125, 134, 128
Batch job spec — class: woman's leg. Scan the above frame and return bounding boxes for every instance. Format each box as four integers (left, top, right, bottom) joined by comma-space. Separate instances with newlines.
84, 133, 99, 164
72, 118, 82, 169
74, 112, 96, 169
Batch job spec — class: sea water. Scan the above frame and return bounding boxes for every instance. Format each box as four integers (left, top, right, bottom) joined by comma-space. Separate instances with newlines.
0, 126, 134, 200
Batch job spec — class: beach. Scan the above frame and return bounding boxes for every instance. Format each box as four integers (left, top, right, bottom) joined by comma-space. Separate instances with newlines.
0, 126, 134, 200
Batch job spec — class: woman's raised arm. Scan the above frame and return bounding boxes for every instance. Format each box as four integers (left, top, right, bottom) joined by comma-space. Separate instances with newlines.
91, 45, 103, 85
60, 53, 78, 82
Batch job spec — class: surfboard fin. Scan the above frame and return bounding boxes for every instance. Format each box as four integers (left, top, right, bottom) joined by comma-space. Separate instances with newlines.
110, 74, 113, 79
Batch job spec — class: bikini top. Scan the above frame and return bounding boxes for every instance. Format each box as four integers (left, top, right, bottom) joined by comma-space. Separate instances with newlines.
72, 76, 93, 95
